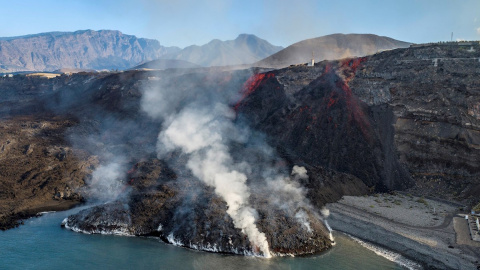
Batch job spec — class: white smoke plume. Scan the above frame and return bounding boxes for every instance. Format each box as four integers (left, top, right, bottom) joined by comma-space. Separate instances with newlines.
320, 207, 330, 218
140, 71, 324, 257
295, 209, 312, 232
86, 159, 128, 202
158, 103, 271, 257
263, 165, 316, 229
291, 165, 308, 179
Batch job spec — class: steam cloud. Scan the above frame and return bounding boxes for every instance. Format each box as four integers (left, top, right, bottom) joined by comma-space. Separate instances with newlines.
140, 71, 319, 257
158, 103, 270, 257
85, 158, 129, 202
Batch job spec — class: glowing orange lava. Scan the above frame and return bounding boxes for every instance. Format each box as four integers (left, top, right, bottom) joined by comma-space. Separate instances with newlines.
234, 73, 275, 111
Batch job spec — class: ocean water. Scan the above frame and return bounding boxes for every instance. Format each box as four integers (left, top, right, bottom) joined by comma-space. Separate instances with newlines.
0, 207, 409, 270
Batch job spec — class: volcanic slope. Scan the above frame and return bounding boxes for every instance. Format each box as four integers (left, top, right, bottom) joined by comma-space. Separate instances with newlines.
255, 33, 411, 68
1, 42, 479, 258
241, 42, 480, 206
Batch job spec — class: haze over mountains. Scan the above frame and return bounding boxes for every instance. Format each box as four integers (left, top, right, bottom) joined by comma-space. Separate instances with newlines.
159, 34, 283, 67
0, 30, 411, 72
0, 30, 180, 72
132, 59, 201, 70
255, 34, 412, 68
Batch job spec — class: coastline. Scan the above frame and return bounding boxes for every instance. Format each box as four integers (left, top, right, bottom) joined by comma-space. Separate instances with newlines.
326, 194, 480, 270
0, 199, 82, 230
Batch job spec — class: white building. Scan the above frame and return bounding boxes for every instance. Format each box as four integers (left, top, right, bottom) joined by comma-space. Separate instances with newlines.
308, 51, 315, 67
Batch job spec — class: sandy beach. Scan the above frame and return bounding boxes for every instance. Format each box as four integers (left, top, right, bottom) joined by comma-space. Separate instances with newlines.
326, 193, 480, 270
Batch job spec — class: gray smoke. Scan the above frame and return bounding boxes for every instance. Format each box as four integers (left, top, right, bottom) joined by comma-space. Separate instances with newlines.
86, 158, 128, 202
140, 70, 318, 257
158, 103, 270, 257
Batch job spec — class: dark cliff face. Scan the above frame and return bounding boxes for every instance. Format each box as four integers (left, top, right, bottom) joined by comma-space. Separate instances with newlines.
348, 43, 480, 204
235, 61, 413, 204
1, 43, 479, 254
0, 30, 180, 72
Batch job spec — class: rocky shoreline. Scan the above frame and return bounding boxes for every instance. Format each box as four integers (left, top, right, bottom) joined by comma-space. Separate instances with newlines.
1, 43, 480, 264
1, 200, 81, 231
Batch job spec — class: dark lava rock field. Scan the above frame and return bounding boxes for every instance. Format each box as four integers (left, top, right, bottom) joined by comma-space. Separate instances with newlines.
1, 42, 479, 256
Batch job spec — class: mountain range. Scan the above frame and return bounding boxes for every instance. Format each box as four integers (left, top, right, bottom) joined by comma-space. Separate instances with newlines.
0, 30, 180, 72
159, 34, 283, 67
0, 30, 411, 72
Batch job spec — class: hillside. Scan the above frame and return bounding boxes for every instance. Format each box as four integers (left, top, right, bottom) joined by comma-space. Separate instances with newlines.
255, 33, 411, 68
160, 34, 283, 67
1, 43, 479, 265
0, 30, 180, 71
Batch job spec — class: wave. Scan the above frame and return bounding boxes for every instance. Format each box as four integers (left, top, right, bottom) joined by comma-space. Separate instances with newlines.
347, 234, 423, 270
36, 211, 57, 216
165, 233, 260, 257
61, 218, 133, 237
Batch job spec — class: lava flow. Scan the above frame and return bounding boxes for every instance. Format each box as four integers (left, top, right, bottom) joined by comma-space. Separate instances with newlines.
318, 59, 371, 140
340, 57, 367, 84
234, 72, 275, 111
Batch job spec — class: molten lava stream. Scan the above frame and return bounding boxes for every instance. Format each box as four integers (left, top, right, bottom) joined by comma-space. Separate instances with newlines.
234, 73, 274, 111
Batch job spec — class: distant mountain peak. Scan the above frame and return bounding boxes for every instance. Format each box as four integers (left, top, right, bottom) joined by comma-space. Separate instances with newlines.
255, 33, 411, 68
161, 34, 283, 67
235, 33, 259, 39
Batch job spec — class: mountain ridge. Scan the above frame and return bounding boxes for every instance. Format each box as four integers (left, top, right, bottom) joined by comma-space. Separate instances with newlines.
255, 33, 411, 68
160, 34, 283, 67
0, 30, 180, 71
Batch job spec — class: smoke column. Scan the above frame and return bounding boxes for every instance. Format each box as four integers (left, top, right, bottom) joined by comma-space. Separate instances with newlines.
140, 71, 327, 257
86, 159, 127, 202
158, 103, 271, 257
321, 207, 335, 244
141, 76, 271, 257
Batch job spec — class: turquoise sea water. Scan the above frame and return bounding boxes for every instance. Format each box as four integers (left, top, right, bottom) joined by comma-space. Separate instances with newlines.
0, 207, 406, 270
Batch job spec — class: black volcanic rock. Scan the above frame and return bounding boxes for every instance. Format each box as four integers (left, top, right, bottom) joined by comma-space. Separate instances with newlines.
235, 62, 413, 195
349, 42, 480, 204
63, 158, 333, 256
0, 30, 180, 72
255, 33, 411, 68
160, 34, 283, 67
2, 42, 480, 257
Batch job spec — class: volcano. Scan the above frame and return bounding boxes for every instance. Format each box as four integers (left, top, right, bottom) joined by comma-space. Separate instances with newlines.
1, 42, 479, 260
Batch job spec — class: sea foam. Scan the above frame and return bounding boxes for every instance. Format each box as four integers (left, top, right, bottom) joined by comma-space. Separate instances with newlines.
347, 234, 423, 270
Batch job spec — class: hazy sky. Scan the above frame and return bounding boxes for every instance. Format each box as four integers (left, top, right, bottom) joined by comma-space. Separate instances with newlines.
1, 0, 479, 48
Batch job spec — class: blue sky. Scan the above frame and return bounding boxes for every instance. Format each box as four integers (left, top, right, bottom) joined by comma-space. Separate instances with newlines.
0, 0, 479, 48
